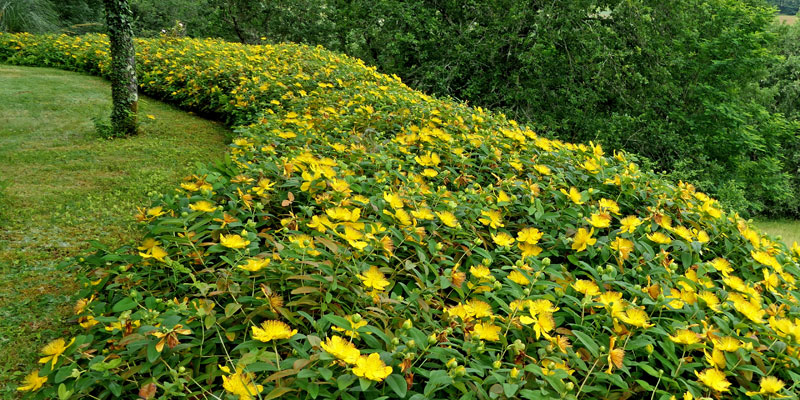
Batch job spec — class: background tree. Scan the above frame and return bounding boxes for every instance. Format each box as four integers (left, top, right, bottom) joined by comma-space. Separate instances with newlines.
103, 0, 138, 136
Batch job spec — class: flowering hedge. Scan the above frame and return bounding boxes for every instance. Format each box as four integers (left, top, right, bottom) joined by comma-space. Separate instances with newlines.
2, 33, 800, 400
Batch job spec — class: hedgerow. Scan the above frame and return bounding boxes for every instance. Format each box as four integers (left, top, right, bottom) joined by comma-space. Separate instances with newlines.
2, 33, 800, 400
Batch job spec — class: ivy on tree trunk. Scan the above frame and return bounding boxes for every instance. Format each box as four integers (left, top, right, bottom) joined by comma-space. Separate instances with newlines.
103, 0, 137, 136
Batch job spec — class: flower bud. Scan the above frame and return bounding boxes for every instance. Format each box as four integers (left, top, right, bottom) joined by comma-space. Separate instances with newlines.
407, 340, 416, 349
541, 257, 551, 266
428, 333, 438, 344
178, 366, 186, 373
446, 358, 458, 369
493, 281, 503, 291
565, 382, 575, 391
402, 319, 413, 330
510, 367, 520, 379
351, 313, 362, 323
453, 366, 466, 377
392, 337, 400, 346
523, 288, 530, 295
492, 360, 502, 369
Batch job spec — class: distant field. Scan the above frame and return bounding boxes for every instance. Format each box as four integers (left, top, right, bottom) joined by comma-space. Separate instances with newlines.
754, 219, 800, 247
777, 14, 797, 25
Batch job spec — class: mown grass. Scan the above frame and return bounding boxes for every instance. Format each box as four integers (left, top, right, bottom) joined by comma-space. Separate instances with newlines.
754, 219, 800, 247
0, 64, 230, 394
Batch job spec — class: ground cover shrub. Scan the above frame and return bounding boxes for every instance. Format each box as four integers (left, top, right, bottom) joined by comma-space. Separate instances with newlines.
2, 33, 800, 399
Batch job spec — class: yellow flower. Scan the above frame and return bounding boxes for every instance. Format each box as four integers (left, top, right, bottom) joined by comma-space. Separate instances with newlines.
572, 279, 600, 296
472, 322, 501, 341
470, 265, 491, 279
353, 353, 393, 381
220, 233, 250, 249
321, 335, 361, 364
595, 291, 623, 307
712, 336, 740, 352
606, 335, 625, 373
492, 232, 515, 247
251, 320, 297, 342
587, 212, 611, 228
479, 210, 504, 229
17, 371, 47, 392
520, 310, 555, 340
422, 168, 438, 177
238, 258, 270, 272
38, 337, 75, 366
647, 232, 672, 245
326, 207, 361, 222
668, 329, 701, 345
467, 299, 493, 318
383, 192, 404, 209
710, 257, 732, 276
695, 368, 731, 393
507, 270, 530, 285
496, 191, 512, 203
189, 200, 217, 212
414, 151, 441, 167
331, 314, 368, 337
704, 348, 726, 369
694, 229, 710, 243
752, 250, 782, 271
358, 266, 390, 291
519, 242, 543, 258
139, 244, 168, 262
697, 291, 720, 312
411, 208, 435, 220
572, 228, 596, 252
517, 227, 544, 245
671, 226, 693, 242
745, 376, 785, 396
619, 215, 642, 234
618, 308, 653, 328
534, 164, 551, 175
598, 198, 620, 214
222, 370, 264, 400
610, 237, 634, 261
560, 187, 584, 204
435, 211, 459, 228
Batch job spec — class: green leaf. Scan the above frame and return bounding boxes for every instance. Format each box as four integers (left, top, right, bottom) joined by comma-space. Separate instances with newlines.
386, 374, 407, 398
58, 383, 72, 400
319, 367, 333, 381
112, 297, 137, 312
146, 341, 160, 363
337, 374, 356, 390
265, 387, 294, 399
572, 330, 599, 357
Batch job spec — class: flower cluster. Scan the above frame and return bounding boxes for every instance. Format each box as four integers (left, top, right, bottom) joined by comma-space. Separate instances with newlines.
3, 33, 800, 400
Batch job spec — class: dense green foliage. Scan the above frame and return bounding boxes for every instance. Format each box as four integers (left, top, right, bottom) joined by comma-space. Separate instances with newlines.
3, 32, 800, 400
768, 0, 800, 14
3, 0, 799, 217
764, 22, 800, 213
117, 0, 800, 218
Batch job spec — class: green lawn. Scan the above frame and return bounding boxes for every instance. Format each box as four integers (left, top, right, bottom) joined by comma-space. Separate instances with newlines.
754, 219, 800, 247
0, 64, 230, 394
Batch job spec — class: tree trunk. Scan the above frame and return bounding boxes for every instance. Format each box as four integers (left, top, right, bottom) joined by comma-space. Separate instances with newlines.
103, 0, 138, 136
